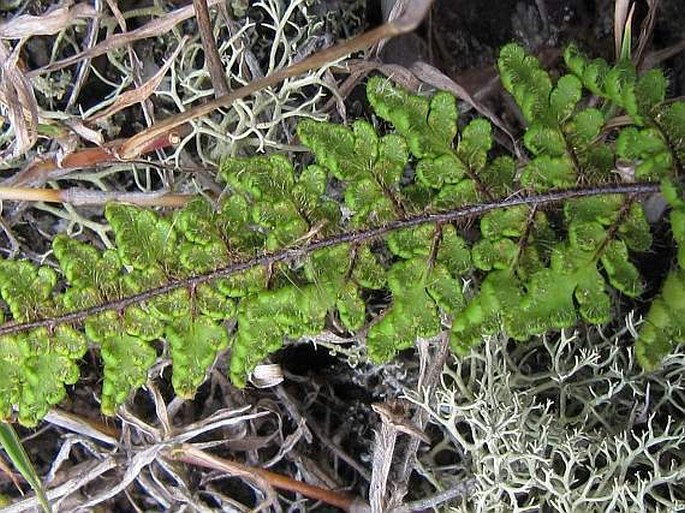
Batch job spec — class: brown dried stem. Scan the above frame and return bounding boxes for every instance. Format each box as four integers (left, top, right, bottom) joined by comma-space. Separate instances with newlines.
166, 444, 364, 511
192, 0, 230, 97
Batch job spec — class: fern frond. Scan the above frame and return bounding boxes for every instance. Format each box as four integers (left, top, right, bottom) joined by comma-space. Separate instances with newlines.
0, 44, 684, 426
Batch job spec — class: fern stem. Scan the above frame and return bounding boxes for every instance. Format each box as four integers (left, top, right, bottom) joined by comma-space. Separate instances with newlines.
0, 182, 661, 338
592, 195, 637, 260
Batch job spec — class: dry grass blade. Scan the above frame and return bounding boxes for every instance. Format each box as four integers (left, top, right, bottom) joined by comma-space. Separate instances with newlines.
0, 42, 38, 158
1, 458, 118, 513
614, 0, 636, 61
44, 410, 118, 447
0, 423, 51, 512
369, 406, 399, 513
76, 445, 167, 510
0, 3, 96, 40
86, 36, 189, 124
635, 0, 662, 68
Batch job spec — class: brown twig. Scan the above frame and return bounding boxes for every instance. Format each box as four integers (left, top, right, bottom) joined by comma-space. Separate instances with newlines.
0, 186, 191, 208
166, 444, 365, 511
193, 0, 230, 97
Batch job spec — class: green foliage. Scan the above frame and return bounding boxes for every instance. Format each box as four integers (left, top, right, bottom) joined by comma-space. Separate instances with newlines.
0, 423, 51, 512
0, 43, 683, 426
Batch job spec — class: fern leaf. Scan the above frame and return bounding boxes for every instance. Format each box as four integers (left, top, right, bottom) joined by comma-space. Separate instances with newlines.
426, 263, 465, 313
100, 333, 157, 415
387, 225, 434, 259
549, 74, 582, 122
656, 102, 685, 168
19, 328, 85, 426
456, 118, 493, 170
336, 283, 366, 332
498, 43, 553, 124
416, 153, 465, 189
0, 336, 28, 420
563, 45, 610, 98
351, 246, 386, 289
451, 270, 522, 353
53, 237, 122, 310
436, 225, 471, 276
220, 154, 295, 200
0, 262, 56, 322
565, 108, 604, 147
600, 240, 643, 297
167, 318, 228, 398
637, 269, 685, 369
616, 127, 672, 179
367, 258, 441, 362
662, 180, 685, 267
106, 203, 177, 271
297, 119, 377, 181
478, 156, 516, 196
366, 76, 457, 158
298, 118, 406, 226
432, 180, 479, 209
635, 69, 667, 116
524, 125, 566, 157
618, 204, 652, 252
605, 64, 640, 120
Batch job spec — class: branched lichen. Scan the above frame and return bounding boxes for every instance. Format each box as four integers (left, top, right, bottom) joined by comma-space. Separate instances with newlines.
409, 330, 685, 512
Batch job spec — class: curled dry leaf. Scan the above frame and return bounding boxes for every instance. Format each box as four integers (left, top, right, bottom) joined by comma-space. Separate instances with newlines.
250, 364, 285, 388
0, 41, 38, 159
86, 36, 189, 124
0, 3, 97, 40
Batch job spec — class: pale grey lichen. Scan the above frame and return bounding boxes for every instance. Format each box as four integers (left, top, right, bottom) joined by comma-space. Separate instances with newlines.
408, 326, 685, 512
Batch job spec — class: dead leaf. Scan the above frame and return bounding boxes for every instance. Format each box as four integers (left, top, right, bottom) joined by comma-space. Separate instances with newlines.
0, 41, 38, 158
0, 3, 97, 40
86, 36, 188, 124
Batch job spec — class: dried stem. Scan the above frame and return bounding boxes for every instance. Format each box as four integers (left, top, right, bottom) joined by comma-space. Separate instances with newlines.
0, 187, 190, 207
192, 0, 229, 97
166, 444, 364, 511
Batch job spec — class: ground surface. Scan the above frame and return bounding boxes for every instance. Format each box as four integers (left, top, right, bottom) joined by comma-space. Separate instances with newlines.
1, 0, 685, 512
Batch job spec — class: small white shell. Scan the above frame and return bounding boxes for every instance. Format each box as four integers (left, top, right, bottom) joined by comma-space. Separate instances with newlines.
249, 364, 284, 388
